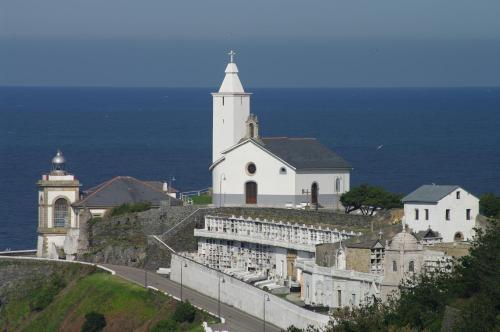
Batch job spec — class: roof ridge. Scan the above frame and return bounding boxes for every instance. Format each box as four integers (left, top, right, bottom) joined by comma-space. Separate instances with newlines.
128, 177, 170, 196
262, 136, 317, 140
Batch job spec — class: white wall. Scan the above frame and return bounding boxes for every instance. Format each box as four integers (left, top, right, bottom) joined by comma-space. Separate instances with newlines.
171, 254, 330, 330
212, 93, 250, 162
212, 140, 351, 208
298, 260, 381, 308
404, 187, 479, 242
295, 170, 350, 196
212, 140, 296, 204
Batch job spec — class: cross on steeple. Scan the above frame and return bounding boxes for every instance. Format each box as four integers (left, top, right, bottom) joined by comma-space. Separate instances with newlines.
228, 50, 236, 63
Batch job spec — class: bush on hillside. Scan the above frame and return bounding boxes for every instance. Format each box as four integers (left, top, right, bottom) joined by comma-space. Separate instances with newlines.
109, 202, 152, 217
480, 192, 500, 219
340, 184, 403, 215
81, 311, 106, 332
173, 301, 196, 323
191, 194, 212, 205
150, 319, 179, 332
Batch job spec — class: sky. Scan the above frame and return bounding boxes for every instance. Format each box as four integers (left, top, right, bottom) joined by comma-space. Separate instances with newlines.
1, 0, 500, 87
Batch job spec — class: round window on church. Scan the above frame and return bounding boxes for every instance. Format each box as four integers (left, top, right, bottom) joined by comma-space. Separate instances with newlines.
246, 162, 257, 175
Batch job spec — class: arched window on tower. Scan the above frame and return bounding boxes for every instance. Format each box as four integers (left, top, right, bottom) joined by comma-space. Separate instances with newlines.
249, 123, 255, 138
53, 198, 69, 228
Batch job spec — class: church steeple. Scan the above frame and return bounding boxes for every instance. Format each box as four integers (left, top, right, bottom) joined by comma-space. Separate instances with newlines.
211, 51, 252, 163
218, 50, 244, 93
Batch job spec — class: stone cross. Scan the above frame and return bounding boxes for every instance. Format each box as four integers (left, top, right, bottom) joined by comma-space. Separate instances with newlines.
228, 50, 236, 63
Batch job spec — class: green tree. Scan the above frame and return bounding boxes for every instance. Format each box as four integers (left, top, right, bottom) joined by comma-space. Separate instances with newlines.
479, 193, 500, 219
340, 184, 403, 215
81, 312, 106, 332
172, 301, 196, 323
150, 319, 178, 332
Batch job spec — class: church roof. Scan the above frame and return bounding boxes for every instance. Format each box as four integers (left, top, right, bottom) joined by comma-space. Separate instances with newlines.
218, 62, 245, 93
260, 137, 351, 170
402, 185, 460, 203
74, 176, 179, 208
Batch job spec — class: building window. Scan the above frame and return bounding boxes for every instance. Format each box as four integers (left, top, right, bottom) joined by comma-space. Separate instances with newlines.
392, 260, 397, 272
409, 260, 415, 272
466, 209, 471, 220
222, 97, 225, 106
456, 191, 460, 199
415, 209, 419, 220
425, 209, 429, 220
351, 293, 356, 305
446, 209, 450, 220
53, 198, 69, 228
337, 290, 342, 307
246, 162, 256, 175
335, 178, 341, 193
279, 167, 287, 174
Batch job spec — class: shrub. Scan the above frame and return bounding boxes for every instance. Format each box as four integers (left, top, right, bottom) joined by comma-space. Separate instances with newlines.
191, 194, 212, 205
150, 319, 178, 332
110, 202, 152, 217
81, 311, 106, 332
173, 301, 196, 323
480, 193, 500, 219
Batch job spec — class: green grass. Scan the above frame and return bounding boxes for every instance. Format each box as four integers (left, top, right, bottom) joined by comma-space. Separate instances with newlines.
191, 194, 212, 205
1, 270, 213, 332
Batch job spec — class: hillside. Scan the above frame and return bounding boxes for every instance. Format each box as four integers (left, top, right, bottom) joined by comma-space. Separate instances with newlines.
0, 259, 215, 331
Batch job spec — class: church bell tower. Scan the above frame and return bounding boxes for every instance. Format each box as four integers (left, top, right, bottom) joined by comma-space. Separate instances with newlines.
212, 50, 252, 162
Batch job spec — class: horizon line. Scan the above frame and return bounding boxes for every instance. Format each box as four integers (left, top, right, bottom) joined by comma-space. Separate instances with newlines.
1, 85, 500, 90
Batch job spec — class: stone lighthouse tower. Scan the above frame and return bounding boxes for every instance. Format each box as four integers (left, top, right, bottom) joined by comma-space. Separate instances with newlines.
36, 150, 80, 258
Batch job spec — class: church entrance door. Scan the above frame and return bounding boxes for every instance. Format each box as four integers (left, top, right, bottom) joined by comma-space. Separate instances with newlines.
311, 182, 318, 206
245, 181, 257, 204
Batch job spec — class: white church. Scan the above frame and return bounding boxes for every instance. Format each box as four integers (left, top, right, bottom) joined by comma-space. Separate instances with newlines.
210, 51, 352, 208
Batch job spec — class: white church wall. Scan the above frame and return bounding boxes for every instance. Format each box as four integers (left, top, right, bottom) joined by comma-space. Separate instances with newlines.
213, 141, 296, 207
295, 170, 350, 208
212, 93, 250, 162
404, 187, 478, 242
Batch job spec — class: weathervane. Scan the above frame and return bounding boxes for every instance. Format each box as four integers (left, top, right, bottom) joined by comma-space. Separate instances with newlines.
228, 50, 236, 63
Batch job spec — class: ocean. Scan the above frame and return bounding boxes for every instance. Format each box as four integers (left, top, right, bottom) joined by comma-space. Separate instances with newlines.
0, 87, 499, 250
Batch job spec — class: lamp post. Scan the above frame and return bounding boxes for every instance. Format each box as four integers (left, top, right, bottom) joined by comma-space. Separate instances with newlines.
180, 260, 187, 301
218, 275, 225, 319
263, 293, 270, 332
219, 173, 226, 208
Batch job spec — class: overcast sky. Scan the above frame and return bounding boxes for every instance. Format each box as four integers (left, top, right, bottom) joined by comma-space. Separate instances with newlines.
1, 0, 500, 87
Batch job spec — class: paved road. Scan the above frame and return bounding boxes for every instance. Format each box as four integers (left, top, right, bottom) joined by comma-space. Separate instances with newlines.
103, 264, 281, 332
